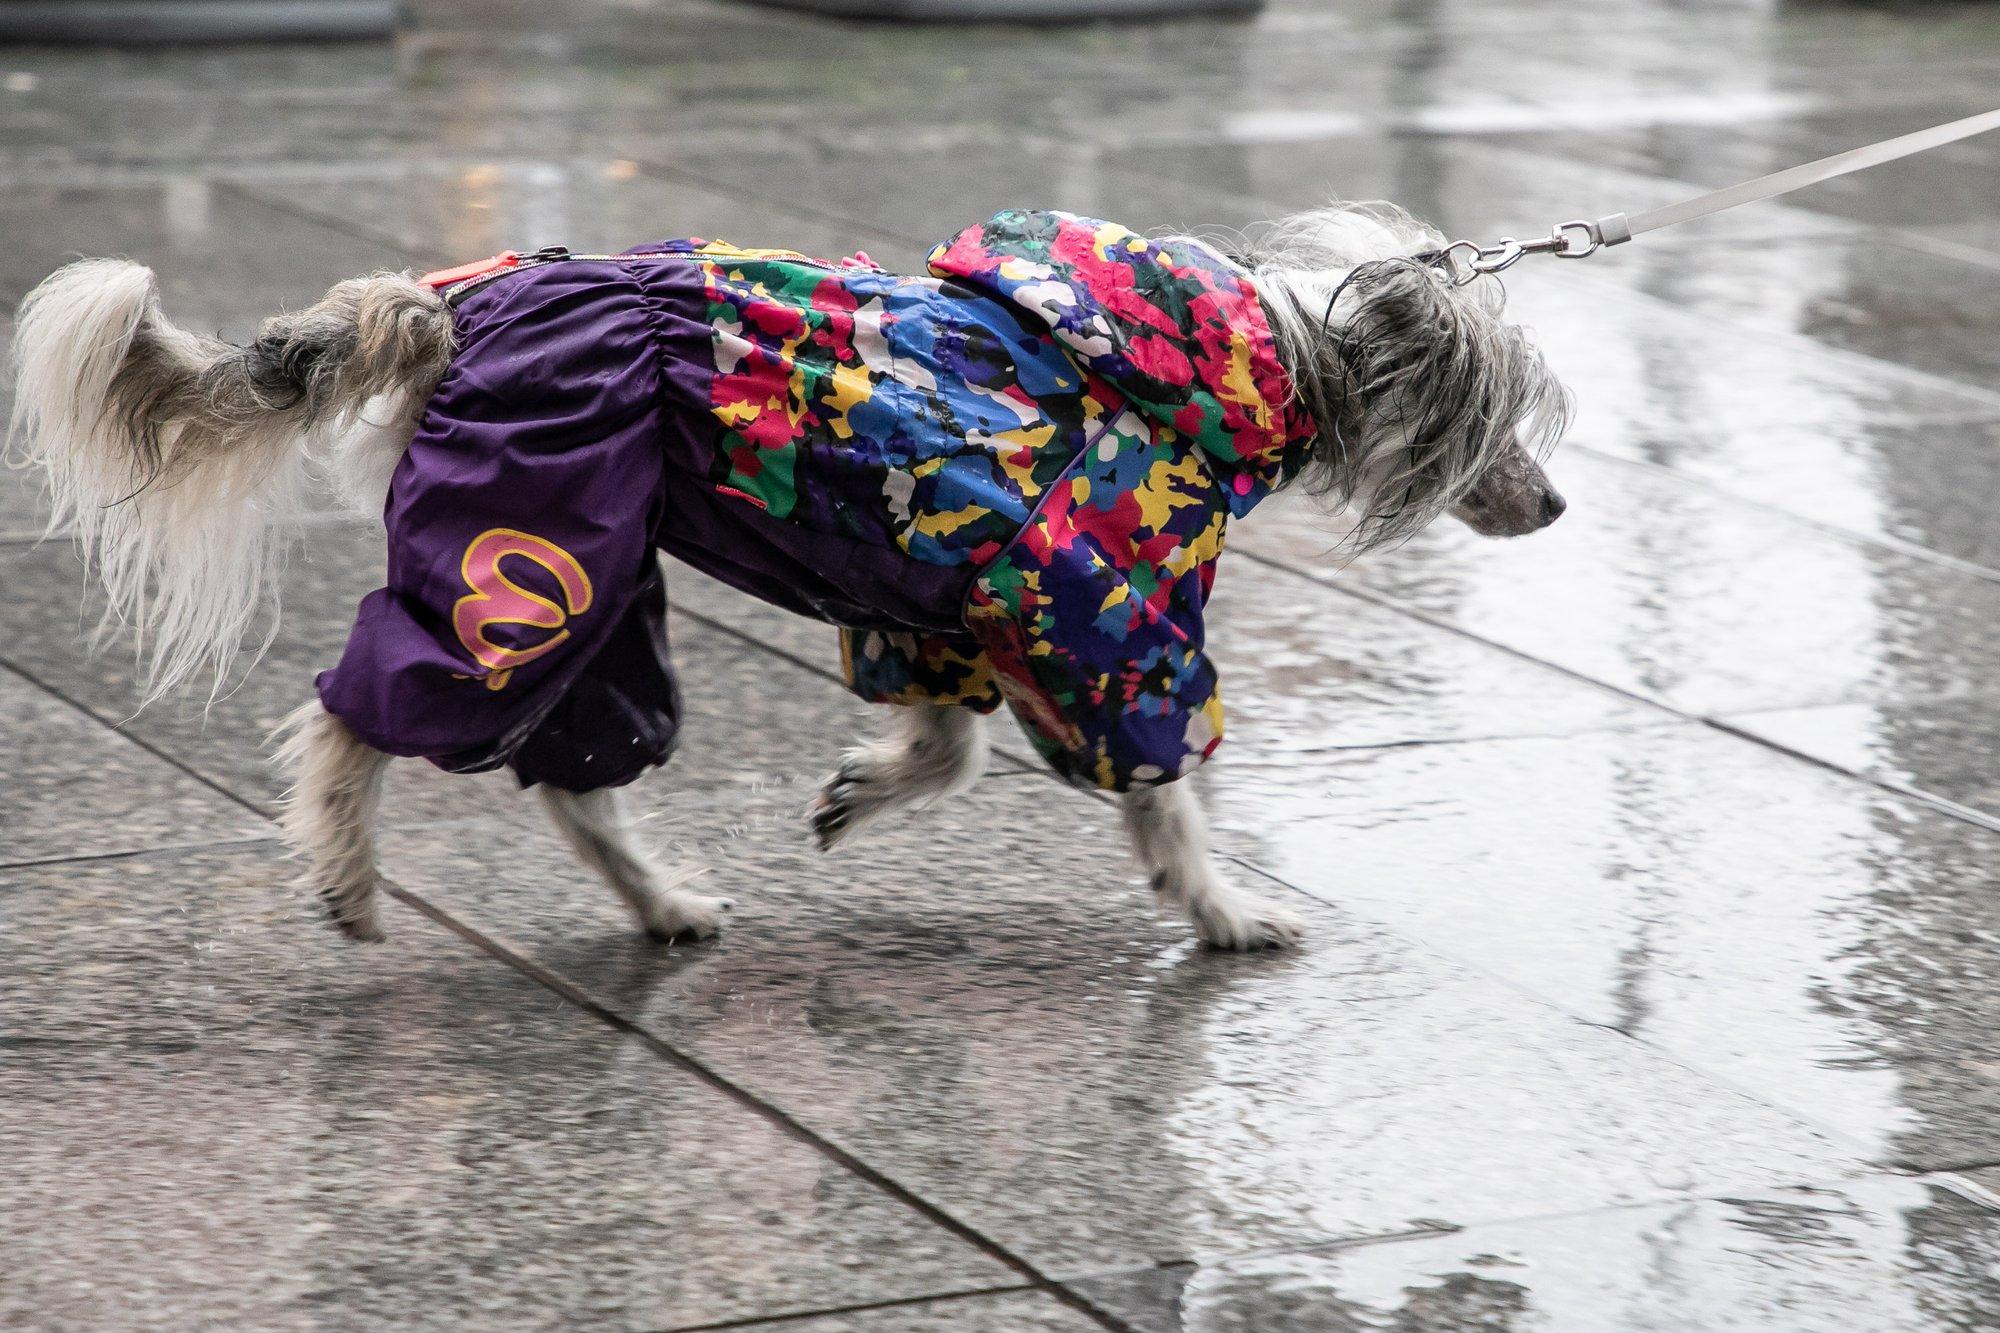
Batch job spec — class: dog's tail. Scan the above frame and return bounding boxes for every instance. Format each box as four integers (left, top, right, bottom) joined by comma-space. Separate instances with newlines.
7, 261, 455, 700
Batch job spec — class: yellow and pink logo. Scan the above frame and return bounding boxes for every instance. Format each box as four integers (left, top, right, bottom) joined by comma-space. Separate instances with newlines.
451, 528, 593, 691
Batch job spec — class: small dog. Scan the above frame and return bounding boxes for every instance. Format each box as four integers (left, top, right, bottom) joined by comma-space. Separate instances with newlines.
9, 203, 1568, 950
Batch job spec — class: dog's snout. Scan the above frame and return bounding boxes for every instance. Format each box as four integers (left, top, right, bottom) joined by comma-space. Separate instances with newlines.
1539, 487, 1567, 527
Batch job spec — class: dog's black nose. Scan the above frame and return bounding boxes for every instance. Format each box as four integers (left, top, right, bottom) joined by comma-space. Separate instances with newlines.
1539, 488, 1567, 526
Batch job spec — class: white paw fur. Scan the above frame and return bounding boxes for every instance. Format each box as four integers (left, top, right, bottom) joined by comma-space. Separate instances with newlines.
811, 704, 986, 851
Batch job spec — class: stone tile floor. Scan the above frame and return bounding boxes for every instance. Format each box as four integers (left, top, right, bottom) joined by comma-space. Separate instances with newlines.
3, 0, 2000, 1327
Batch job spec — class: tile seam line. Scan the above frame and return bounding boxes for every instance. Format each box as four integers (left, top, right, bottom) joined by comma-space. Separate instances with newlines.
0, 656, 269, 819
0, 832, 276, 874
2, 816, 496, 870
378, 879, 1136, 1333
653, 1281, 1045, 1332
1235, 548, 2000, 839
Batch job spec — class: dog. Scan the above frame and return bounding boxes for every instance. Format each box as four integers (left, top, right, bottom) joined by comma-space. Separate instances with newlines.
8, 203, 1569, 950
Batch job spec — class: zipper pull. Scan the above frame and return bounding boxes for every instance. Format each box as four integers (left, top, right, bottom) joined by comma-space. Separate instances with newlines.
418, 246, 576, 290
418, 250, 522, 288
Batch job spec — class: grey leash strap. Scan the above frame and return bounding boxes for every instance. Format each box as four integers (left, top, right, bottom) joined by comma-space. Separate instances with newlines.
1426, 106, 2000, 282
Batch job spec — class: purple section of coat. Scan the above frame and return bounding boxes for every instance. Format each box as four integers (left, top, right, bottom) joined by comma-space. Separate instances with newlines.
316, 257, 970, 790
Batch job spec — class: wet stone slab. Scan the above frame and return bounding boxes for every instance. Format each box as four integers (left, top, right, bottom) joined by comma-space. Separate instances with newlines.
0, 843, 1014, 1329
1198, 722, 2000, 1170
1499, 262, 2000, 442
373, 636, 1860, 1276
1724, 700, 2000, 823
1582, 414, 2000, 576
1555, 233, 2000, 393
227, 164, 925, 274
0, 183, 417, 332
0, 665, 264, 866
379, 790, 1862, 1278
1067, 1175, 2000, 1333
1235, 457, 2000, 716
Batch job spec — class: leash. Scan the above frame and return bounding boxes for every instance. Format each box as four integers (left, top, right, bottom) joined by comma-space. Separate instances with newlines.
1423, 106, 2000, 283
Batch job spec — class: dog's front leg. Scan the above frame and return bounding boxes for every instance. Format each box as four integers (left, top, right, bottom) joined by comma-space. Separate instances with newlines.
810, 702, 987, 850
275, 700, 392, 942
539, 786, 733, 941
1122, 781, 1307, 950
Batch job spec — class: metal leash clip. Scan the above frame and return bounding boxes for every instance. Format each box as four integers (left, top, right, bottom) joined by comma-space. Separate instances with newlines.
1429, 217, 1626, 285
1414, 108, 2000, 285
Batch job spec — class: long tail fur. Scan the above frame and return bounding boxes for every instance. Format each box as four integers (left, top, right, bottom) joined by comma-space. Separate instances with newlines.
6, 262, 454, 700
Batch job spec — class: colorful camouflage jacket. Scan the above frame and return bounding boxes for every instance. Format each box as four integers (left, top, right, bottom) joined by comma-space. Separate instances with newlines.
847, 211, 1315, 788
316, 211, 1313, 793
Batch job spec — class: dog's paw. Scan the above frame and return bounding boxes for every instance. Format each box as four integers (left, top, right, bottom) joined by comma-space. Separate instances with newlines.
331, 911, 388, 944
315, 874, 387, 943
643, 888, 735, 943
809, 757, 873, 851
1191, 892, 1308, 952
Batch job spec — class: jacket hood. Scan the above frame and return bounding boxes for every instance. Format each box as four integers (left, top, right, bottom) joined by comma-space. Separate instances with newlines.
928, 209, 1316, 518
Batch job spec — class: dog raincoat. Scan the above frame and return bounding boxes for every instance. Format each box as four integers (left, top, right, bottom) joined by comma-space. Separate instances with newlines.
316, 210, 1314, 792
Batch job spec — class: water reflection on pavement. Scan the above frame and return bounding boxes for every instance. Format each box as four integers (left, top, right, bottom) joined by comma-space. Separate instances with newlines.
3, 0, 1999, 1327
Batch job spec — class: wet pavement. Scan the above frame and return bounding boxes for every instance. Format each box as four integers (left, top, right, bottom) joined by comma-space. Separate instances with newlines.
3, 0, 2000, 1327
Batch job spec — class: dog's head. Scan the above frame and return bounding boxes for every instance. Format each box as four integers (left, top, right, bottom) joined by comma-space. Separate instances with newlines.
1248, 205, 1572, 550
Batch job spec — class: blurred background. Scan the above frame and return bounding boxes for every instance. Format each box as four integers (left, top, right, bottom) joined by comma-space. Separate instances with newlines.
4, 1, 2000, 1329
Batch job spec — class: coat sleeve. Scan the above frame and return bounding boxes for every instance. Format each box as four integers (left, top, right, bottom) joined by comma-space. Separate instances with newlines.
841, 629, 1004, 712
963, 447, 1228, 792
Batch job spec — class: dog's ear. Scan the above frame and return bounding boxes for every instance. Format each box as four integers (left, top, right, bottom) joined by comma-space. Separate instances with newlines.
1334, 259, 1470, 451
1324, 259, 1567, 550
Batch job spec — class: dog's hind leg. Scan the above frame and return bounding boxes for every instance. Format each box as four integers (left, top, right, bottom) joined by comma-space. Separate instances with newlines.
538, 786, 733, 941
810, 702, 987, 850
1122, 781, 1307, 950
275, 699, 392, 942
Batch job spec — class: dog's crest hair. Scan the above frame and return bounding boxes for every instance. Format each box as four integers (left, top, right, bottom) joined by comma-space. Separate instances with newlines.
1232, 201, 1571, 551
6, 261, 453, 702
